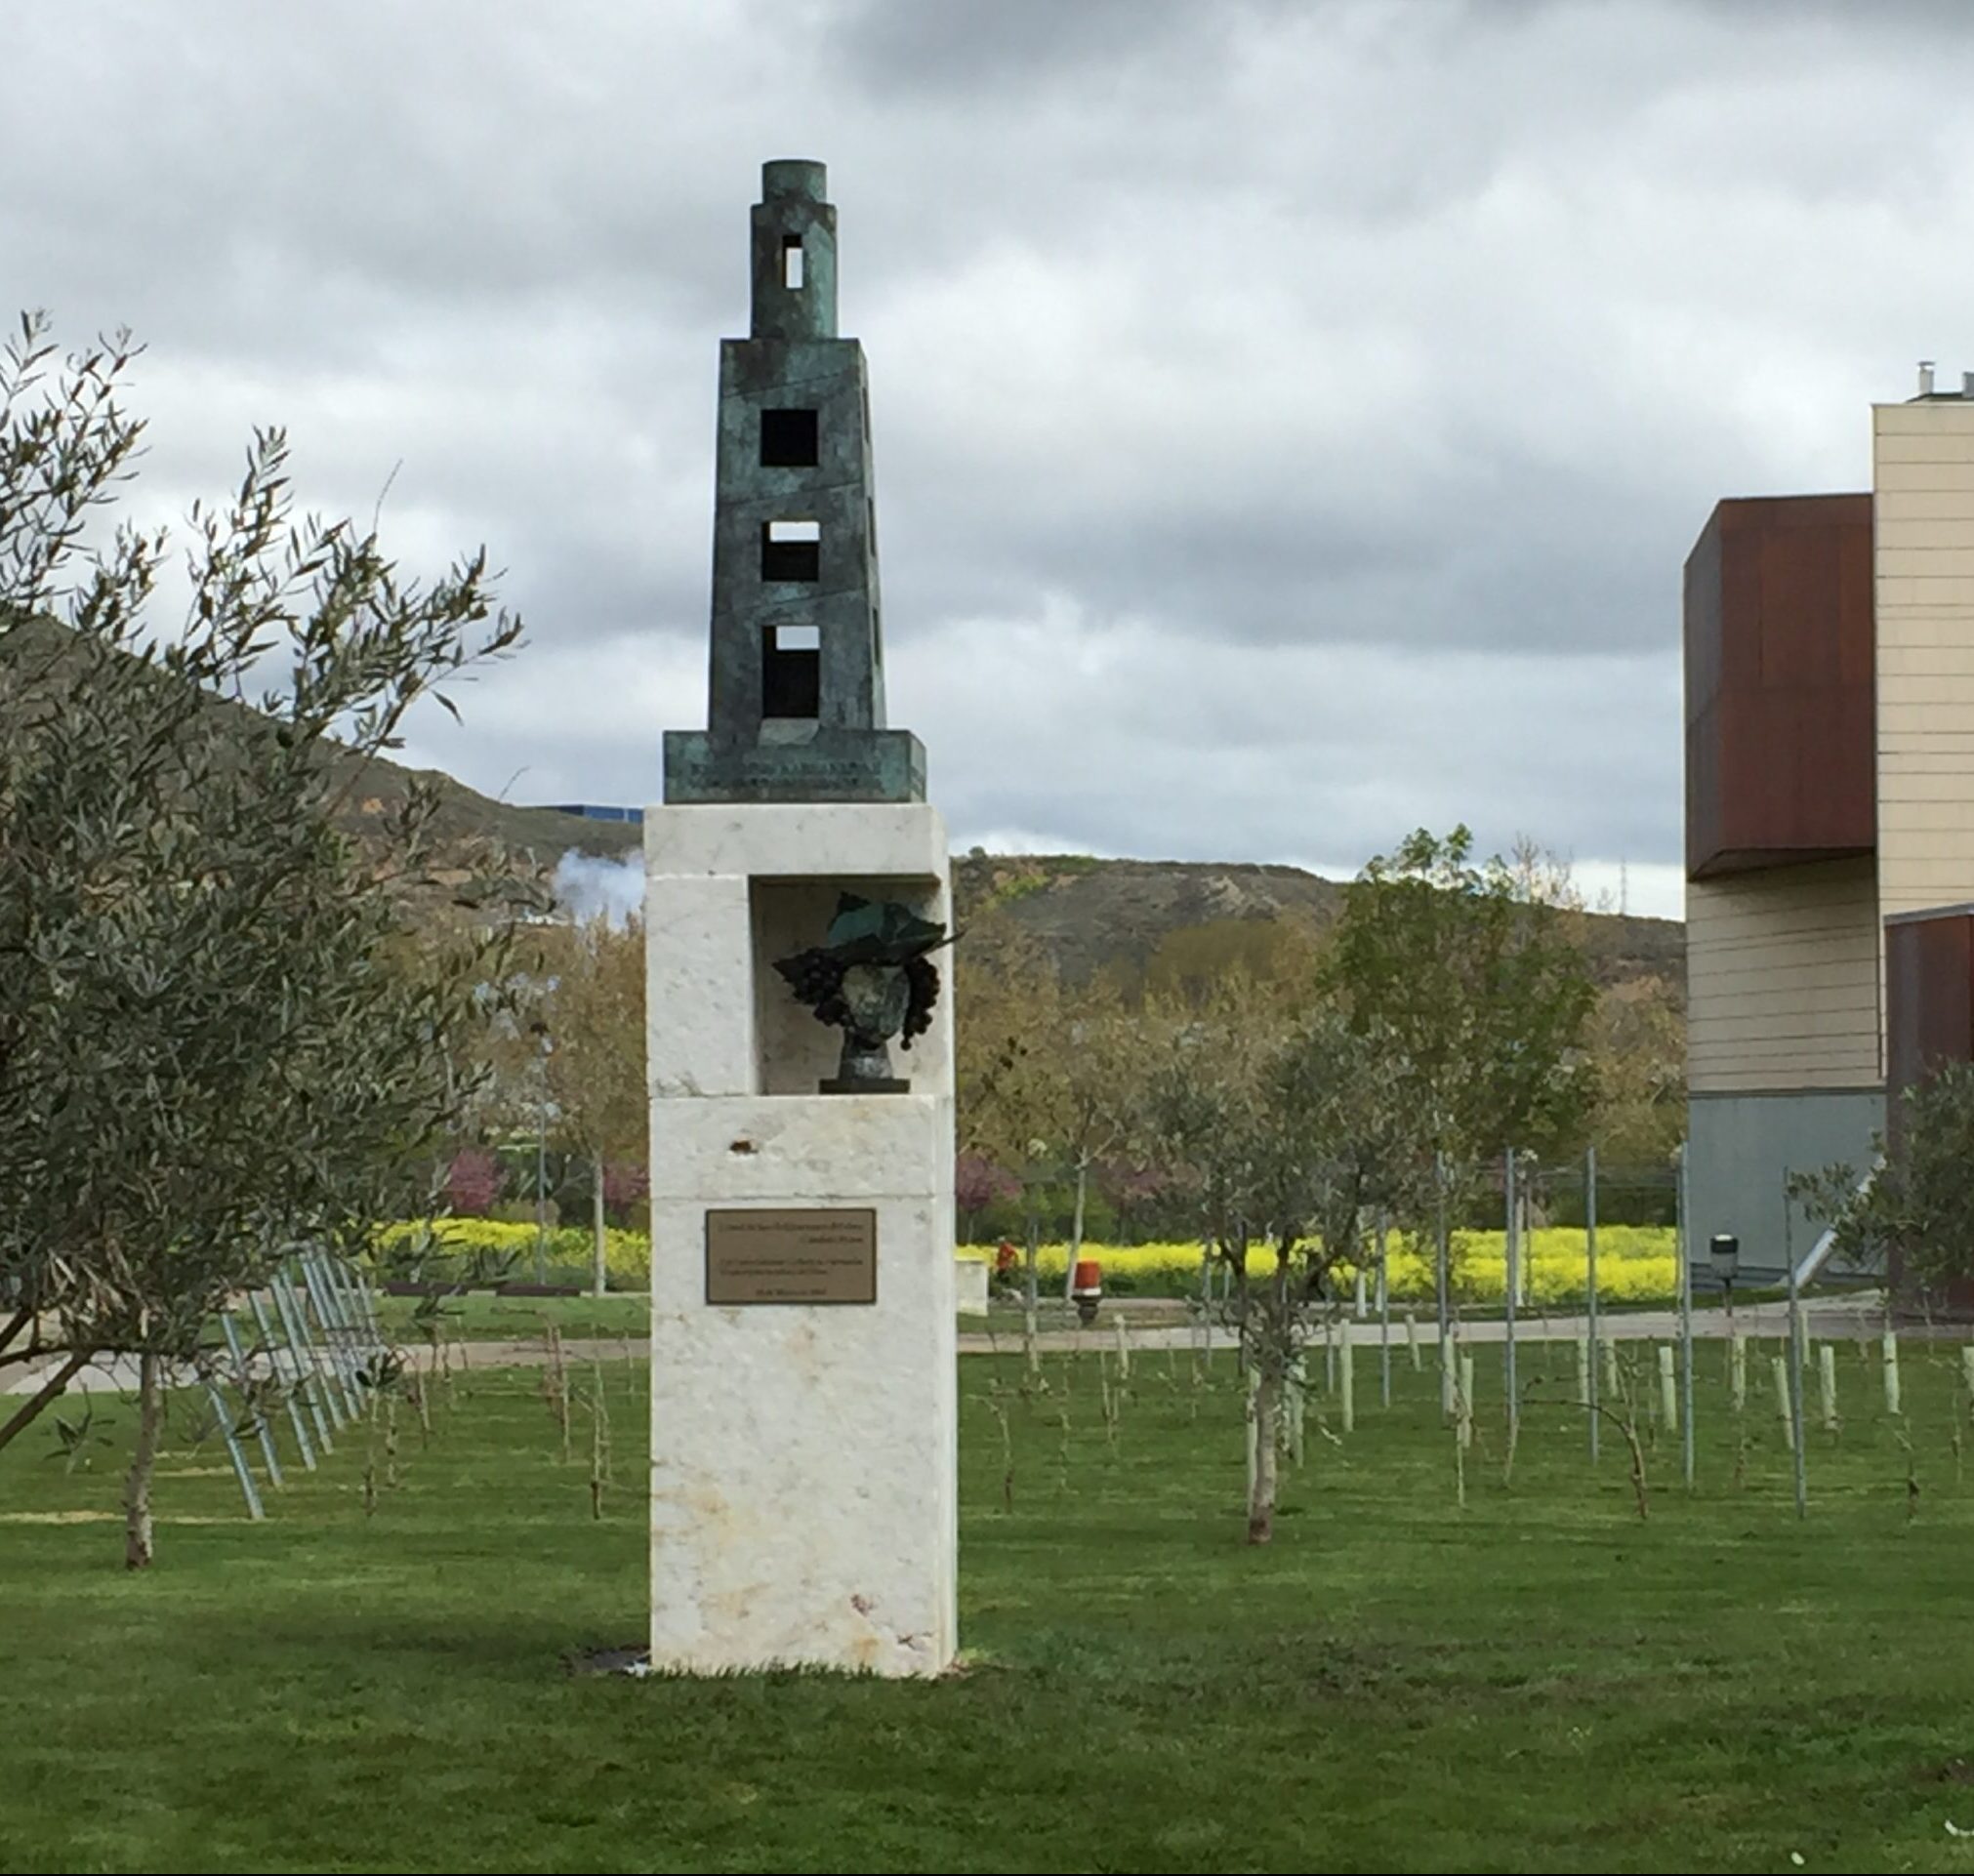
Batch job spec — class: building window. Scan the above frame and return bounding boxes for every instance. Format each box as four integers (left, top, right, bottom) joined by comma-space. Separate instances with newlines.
761, 408, 819, 469
782, 235, 804, 289
761, 621, 820, 718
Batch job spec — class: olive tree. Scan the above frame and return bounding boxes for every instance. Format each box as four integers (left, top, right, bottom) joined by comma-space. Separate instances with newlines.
1323, 826, 1597, 1171
1148, 981, 1421, 1543
0, 315, 528, 1564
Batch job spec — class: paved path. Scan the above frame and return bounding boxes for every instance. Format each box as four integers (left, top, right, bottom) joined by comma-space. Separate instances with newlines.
0, 1294, 1903, 1397
383, 1299, 1892, 1373
979, 1295, 1889, 1355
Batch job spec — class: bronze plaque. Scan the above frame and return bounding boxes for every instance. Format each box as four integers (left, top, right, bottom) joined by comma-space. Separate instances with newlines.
705, 1207, 878, 1306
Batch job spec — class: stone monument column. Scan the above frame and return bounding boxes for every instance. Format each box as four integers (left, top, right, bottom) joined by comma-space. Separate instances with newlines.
645, 159, 957, 1678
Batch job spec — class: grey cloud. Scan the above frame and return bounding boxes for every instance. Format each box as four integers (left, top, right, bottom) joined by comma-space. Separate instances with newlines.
823, 0, 1252, 95
15, 0, 1974, 916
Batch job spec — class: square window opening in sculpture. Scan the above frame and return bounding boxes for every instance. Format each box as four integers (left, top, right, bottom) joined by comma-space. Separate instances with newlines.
782, 235, 804, 289
761, 621, 821, 719
761, 518, 821, 583
761, 407, 819, 469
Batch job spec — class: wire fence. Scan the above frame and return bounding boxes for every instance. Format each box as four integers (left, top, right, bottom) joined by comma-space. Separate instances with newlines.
1223, 1270, 1960, 1523
173, 1247, 390, 1522
1129, 1136, 1924, 1513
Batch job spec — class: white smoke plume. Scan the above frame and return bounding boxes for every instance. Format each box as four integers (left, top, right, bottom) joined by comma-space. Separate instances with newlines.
552, 849, 645, 927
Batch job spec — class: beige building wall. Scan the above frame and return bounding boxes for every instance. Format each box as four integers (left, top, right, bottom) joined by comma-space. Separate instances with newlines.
1874, 401, 1974, 932
1687, 857, 1881, 1092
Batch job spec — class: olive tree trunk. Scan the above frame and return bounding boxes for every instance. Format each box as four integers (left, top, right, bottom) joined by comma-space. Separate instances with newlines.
1246, 1253, 1295, 1544
1248, 1362, 1279, 1544
124, 1352, 164, 1570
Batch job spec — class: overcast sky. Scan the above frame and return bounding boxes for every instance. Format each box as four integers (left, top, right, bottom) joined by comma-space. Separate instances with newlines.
14, 0, 1974, 919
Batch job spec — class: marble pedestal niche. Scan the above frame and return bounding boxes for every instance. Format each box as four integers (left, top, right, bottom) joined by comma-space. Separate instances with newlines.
644, 804, 957, 1678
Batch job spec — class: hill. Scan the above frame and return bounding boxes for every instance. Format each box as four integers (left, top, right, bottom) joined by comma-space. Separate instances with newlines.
0, 616, 1683, 986
0, 614, 642, 909
952, 851, 1684, 996
333, 753, 642, 882
323, 755, 1685, 1000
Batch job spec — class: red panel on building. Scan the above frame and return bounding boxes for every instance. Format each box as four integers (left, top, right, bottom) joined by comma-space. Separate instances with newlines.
1883, 908, 1974, 1305
1685, 494, 1875, 879
1885, 907, 1974, 1108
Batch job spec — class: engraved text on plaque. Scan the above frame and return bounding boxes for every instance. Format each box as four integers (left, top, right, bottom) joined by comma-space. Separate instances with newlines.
705, 1207, 878, 1305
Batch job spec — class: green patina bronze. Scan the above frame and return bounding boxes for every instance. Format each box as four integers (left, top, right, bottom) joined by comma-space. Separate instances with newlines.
663, 159, 925, 805
773, 892, 948, 1092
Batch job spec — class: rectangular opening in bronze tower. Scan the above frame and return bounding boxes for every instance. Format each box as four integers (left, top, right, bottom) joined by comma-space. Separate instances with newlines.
761, 407, 819, 468
761, 517, 820, 582
761, 622, 820, 718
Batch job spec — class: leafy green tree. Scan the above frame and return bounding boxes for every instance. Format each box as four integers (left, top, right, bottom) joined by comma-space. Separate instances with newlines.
1140, 913, 1321, 1004
956, 936, 1142, 1305
1323, 826, 1597, 1174
535, 916, 647, 1296
0, 314, 527, 1564
1789, 1061, 1974, 1294
956, 933, 1064, 1307
1583, 974, 1686, 1179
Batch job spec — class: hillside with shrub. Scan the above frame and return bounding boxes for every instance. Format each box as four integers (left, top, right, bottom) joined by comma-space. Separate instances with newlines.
5, 619, 1680, 999
953, 850, 1682, 998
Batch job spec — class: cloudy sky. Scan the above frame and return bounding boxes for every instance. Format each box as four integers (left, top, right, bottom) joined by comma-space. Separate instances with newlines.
12, 0, 1974, 919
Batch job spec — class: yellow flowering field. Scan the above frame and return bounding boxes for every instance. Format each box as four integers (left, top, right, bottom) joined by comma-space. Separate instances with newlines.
967, 1228, 1677, 1304
381, 1218, 1677, 1303
376, 1217, 653, 1283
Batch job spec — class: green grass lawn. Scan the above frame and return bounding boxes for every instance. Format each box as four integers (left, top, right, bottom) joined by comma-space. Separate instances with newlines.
5, 1333, 1974, 1872
371, 1289, 651, 1344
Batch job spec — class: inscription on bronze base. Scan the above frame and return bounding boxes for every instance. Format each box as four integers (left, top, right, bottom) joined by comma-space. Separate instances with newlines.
705, 1207, 878, 1305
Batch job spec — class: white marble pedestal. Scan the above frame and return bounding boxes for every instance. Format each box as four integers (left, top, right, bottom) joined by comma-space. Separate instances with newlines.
643, 804, 957, 1677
